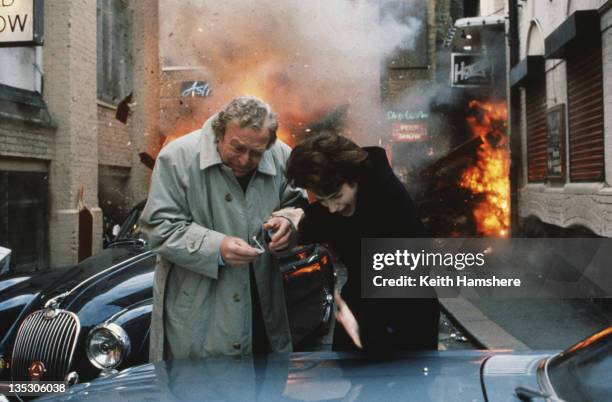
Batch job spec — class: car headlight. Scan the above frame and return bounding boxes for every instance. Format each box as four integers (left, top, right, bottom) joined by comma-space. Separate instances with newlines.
86, 323, 131, 370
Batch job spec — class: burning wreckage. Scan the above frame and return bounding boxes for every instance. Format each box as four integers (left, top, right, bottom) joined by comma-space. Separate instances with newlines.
420, 100, 510, 237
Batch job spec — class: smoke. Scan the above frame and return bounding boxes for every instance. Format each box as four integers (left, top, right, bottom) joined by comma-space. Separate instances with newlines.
159, 0, 423, 145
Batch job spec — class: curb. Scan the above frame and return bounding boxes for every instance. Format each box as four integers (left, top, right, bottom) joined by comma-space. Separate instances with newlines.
440, 297, 530, 351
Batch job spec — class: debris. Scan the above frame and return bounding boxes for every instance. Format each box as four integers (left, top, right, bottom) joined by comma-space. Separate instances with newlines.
115, 92, 133, 124
139, 152, 155, 170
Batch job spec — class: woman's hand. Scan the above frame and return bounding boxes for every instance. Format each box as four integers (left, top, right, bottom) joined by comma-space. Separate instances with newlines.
263, 216, 293, 251
334, 291, 363, 349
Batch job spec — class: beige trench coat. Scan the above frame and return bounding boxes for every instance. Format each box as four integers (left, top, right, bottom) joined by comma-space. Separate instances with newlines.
140, 117, 304, 362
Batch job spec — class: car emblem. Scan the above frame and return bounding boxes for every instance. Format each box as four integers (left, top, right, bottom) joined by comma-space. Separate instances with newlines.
43, 308, 59, 320
28, 361, 45, 380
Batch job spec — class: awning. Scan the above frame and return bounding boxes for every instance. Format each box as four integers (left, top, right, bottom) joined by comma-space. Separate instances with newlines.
544, 10, 601, 59
454, 15, 505, 28
510, 56, 545, 87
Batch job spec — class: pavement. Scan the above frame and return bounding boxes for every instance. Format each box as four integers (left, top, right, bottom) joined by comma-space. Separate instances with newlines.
440, 296, 612, 351
332, 261, 612, 352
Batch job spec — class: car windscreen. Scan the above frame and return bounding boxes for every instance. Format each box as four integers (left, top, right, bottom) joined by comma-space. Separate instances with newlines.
116, 201, 146, 240
546, 327, 612, 402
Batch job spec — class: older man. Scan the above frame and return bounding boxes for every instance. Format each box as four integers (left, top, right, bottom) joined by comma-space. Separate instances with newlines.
140, 96, 304, 361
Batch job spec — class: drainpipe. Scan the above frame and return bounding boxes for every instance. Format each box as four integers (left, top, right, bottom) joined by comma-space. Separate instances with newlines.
507, 0, 522, 235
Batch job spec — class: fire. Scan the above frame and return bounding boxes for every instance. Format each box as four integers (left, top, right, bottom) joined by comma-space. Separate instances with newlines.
162, 120, 202, 148
284, 262, 322, 279
459, 100, 510, 237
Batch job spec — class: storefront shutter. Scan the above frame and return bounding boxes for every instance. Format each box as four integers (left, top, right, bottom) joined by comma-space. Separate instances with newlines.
566, 43, 605, 182
526, 80, 547, 182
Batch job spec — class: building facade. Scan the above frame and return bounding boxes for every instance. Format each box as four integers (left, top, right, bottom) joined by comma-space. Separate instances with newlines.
508, 0, 612, 237
0, 0, 160, 271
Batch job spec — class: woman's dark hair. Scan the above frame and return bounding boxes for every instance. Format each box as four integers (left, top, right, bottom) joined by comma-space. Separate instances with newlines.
285, 133, 368, 196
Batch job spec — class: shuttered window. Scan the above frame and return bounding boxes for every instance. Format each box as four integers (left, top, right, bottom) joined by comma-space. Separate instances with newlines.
566, 43, 605, 182
526, 79, 547, 182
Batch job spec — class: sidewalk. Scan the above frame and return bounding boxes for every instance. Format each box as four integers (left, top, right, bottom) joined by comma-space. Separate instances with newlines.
441, 297, 612, 351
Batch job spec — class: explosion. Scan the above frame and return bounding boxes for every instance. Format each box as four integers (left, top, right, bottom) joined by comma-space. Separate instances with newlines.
157, 0, 424, 150
459, 100, 510, 237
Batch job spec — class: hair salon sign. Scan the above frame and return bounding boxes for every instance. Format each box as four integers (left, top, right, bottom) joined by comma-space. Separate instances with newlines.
451, 53, 493, 87
0, 0, 43, 47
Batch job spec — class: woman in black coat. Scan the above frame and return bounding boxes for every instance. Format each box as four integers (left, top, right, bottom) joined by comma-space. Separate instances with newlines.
284, 132, 440, 352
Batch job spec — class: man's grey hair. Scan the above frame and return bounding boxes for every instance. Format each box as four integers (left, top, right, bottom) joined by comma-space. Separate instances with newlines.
211, 96, 278, 148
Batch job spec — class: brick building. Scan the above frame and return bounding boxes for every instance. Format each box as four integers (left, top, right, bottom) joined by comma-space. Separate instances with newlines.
380, 0, 465, 181
381, 1, 505, 206
507, 0, 612, 237
0, 0, 160, 271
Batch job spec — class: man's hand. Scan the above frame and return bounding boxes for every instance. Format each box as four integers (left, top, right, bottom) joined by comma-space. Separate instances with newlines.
220, 236, 261, 266
334, 291, 363, 349
263, 216, 293, 251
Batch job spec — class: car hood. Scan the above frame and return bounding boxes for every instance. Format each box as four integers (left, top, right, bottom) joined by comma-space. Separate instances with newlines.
37, 350, 498, 401
48, 242, 149, 298
0, 243, 150, 349
0, 268, 71, 347
0, 243, 145, 306
53, 245, 154, 328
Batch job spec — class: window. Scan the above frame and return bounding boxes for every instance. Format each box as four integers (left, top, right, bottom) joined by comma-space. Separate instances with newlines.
97, 0, 132, 105
0, 170, 49, 271
0, 47, 42, 92
463, 0, 479, 17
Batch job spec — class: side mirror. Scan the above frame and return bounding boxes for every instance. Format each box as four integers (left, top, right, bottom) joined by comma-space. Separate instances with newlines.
0, 246, 11, 275
111, 224, 121, 237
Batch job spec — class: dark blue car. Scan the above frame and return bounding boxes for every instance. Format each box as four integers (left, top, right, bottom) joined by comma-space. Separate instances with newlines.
31, 326, 612, 401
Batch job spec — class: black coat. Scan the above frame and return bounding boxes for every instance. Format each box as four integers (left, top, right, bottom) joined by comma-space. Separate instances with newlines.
299, 147, 439, 351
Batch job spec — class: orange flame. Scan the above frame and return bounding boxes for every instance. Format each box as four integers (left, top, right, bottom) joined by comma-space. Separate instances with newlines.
162, 119, 203, 148
160, 76, 320, 150
459, 100, 510, 237
285, 262, 322, 278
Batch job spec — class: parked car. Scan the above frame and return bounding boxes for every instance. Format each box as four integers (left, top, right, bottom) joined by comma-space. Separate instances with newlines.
32, 326, 612, 401
0, 202, 335, 385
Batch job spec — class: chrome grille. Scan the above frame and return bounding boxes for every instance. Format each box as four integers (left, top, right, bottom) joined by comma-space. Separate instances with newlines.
11, 309, 80, 381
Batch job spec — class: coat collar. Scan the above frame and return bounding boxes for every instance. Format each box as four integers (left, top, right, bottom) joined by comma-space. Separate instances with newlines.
355, 147, 390, 210
199, 115, 277, 176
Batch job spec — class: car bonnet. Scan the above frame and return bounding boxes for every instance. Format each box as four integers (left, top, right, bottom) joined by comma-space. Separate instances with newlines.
36, 350, 495, 401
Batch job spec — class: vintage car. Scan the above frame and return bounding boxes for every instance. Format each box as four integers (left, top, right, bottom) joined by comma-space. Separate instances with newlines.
31, 326, 612, 401
0, 202, 335, 385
